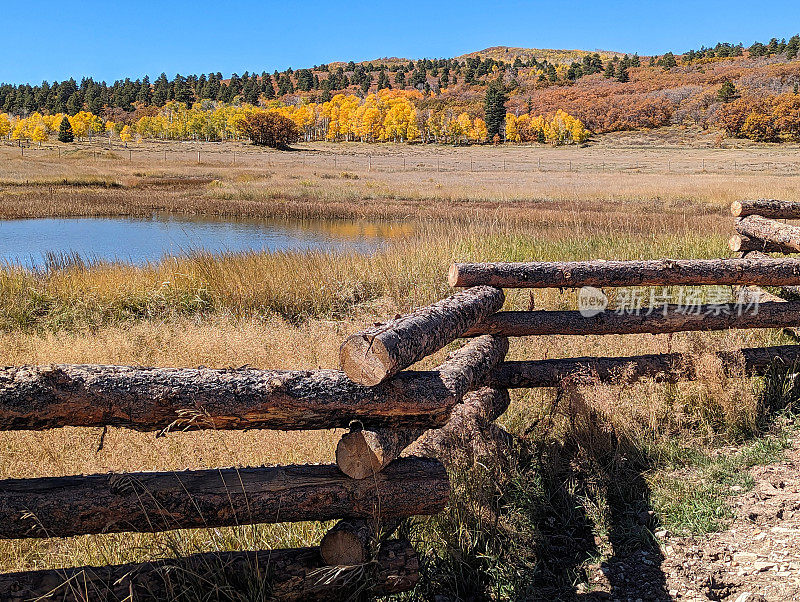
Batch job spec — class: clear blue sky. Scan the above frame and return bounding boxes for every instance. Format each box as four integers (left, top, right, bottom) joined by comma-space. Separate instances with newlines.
2, 0, 798, 85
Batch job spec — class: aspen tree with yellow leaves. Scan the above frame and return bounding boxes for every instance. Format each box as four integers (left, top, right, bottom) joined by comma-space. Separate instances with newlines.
119, 125, 132, 145
0, 113, 11, 139
31, 125, 48, 145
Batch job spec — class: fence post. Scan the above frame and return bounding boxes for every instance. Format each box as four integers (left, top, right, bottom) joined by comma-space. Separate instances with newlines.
129, 150, 132, 161
198, 150, 201, 164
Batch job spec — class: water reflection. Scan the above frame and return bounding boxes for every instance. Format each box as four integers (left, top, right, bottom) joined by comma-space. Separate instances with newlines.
0, 215, 411, 269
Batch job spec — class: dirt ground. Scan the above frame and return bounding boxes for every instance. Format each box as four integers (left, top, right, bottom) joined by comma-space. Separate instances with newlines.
580, 440, 800, 602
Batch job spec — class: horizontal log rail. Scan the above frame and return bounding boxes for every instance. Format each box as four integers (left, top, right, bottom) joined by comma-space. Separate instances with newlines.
489, 344, 800, 388
736, 215, 800, 253
731, 199, 800, 219
729, 234, 796, 254
464, 301, 800, 337
340, 286, 504, 385
0, 336, 506, 432
448, 257, 800, 289
0, 539, 418, 601
0, 458, 448, 539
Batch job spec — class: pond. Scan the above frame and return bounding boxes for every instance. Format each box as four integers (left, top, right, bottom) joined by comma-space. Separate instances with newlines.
0, 215, 410, 269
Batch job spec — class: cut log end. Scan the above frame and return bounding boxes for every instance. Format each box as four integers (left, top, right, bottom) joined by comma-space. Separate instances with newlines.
339, 335, 390, 387
320, 528, 369, 566
729, 234, 744, 252
336, 430, 380, 480
731, 201, 743, 217
447, 263, 461, 287
336, 428, 424, 480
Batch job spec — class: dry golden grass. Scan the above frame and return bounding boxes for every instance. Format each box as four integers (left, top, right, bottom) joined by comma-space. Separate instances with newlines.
1, 135, 799, 582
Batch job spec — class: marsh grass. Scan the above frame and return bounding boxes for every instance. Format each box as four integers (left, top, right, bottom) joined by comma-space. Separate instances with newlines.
3, 138, 800, 597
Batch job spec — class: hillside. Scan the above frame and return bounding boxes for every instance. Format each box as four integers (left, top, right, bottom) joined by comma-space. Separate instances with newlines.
455, 45, 623, 64
1, 35, 799, 144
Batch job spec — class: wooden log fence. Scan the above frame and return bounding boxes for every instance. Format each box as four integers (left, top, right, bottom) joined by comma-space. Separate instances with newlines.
339, 285, 504, 385
731, 199, 800, 219
464, 301, 800, 337
449, 257, 800, 289
5, 198, 800, 599
736, 215, 800, 253
0, 539, 418, 601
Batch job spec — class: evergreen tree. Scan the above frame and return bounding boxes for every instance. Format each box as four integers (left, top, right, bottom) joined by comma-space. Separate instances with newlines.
137, 75, 152, 105
604, 61, 615, 78
377, 69, 390, 90
787, 35, 800, 60
153, 73, 170, 106
484, 79, 507, 141
616, 65, 629, 82
717, 80, 738, 103
659, 52, 677, 70
261, 72, 275, 98
58, 116, 74, 142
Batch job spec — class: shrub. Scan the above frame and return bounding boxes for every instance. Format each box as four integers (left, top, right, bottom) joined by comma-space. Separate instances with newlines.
240, 111, 299, 148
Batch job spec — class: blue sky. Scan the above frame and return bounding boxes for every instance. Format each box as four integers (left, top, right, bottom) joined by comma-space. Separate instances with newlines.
2, 0, 798, 84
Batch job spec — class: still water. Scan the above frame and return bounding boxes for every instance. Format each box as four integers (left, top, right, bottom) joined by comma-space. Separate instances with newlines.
0, 214, 409, 268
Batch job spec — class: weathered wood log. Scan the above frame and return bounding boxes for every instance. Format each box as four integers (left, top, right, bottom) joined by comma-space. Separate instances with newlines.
740, 251, 800, 300
320, 518, 400, 566
0, 337, 506, 432
737, 215, 800, 253
335, 336, 509, 479
490, 344, 800, 388
0, 458, 448, 540
404, 387, 512, 468
340, 286, 505, 386
336, 427, 424, 480
448, 257, 800, 289
729, 234, 796, 254
731, 199, 800, 219
464, 301, 800, 337
0, 539, 418, 601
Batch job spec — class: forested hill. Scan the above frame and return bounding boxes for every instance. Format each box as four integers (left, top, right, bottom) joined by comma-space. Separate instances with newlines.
2, 35, 800, 143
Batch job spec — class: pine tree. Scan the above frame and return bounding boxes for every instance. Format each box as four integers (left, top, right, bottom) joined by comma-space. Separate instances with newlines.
717, 80, 738, 103
616, 65, 629, 82
484, 79, 507, 141
58, 116, 74, 143
787, 35, 800, 60
659, 52, 677, 70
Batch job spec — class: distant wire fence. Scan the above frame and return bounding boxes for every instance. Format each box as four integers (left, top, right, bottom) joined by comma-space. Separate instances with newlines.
4, 139, 800, 176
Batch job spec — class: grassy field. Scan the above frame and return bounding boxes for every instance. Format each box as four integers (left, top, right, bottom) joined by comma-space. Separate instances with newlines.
1, 134, 800, 599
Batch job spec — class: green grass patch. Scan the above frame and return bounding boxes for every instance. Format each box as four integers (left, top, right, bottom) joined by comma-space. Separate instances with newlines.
649, 433, 790, 535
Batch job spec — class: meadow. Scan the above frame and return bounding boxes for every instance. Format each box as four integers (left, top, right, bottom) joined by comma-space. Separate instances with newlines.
2, 134, 800, 599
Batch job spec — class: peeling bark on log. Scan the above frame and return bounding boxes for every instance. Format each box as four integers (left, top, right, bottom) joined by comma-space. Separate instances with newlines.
0, 539, 418, 601
404, 387, 512, 468
339, 286, 505, 386
731, 199, 800, 219
736, 215, 800, 253
490, 344, 800, 389
320, 518, 400, 566
335, 336, 509, 479
0, 337, 504, 432
464, 302, 800, 337
0, 458, 448, 540
729, 234, 796, 254
448, 258, 800, 289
